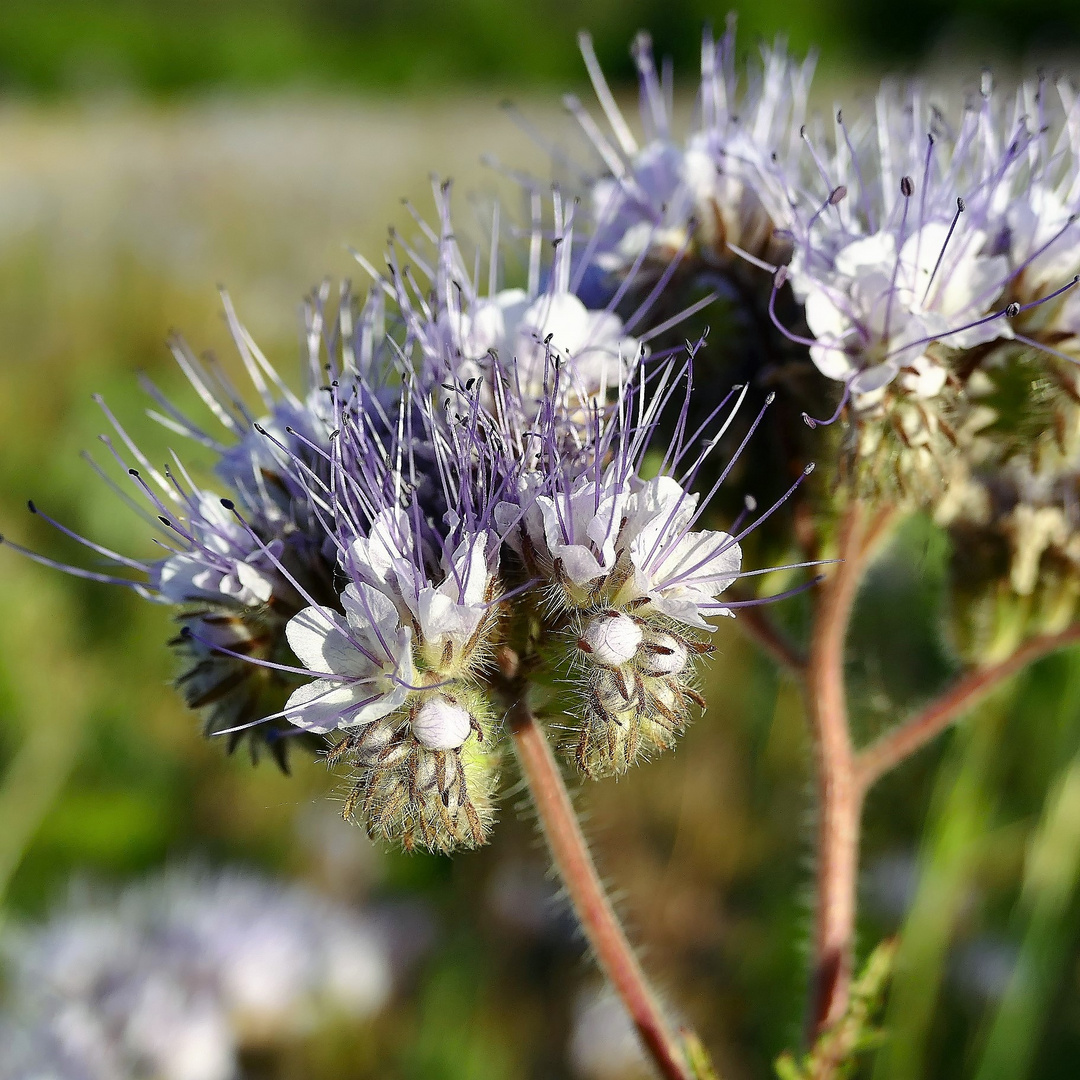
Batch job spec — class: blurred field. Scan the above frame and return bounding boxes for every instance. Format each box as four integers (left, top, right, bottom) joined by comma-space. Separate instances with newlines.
1, 86, 1080, 1079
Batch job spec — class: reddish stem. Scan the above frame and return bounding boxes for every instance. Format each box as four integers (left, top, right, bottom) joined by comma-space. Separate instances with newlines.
856, 622, 1080, 791
508, 698, 690, 1080
806, 507, 866, 1039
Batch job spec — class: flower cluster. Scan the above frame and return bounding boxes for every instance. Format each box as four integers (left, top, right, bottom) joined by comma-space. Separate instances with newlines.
2, 286, 373, 767
566, 21, 814, 285
25, 16, 1080, 847
3, 168, 804, 851
0, 868, 400, 1080
765, 77, 1080, 507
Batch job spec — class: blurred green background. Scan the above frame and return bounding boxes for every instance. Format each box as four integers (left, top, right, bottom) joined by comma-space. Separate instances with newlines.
2, 2, 1080, 1078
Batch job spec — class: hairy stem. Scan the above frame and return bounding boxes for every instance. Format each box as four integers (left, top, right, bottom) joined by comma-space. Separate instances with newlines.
806, 507, 866, 1041
508, 698, 690, 1080
856, 623, 1080, 792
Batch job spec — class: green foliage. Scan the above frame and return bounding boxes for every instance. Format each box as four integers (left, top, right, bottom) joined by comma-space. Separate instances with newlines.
774, 940, 895, 1080
1, 0, 1079, 97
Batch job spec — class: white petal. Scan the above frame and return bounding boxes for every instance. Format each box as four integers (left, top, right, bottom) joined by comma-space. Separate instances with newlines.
235, 561, 274, 604
156, 555, 211, 602
341, 581, 405, 650
849, 362, 898, 396
284, 679, 375, 734
286, 606, 373, 677
418, 588, 483, 647
804, 288, 849, 341
554, 544, 607, 587
835, 233, 896, 276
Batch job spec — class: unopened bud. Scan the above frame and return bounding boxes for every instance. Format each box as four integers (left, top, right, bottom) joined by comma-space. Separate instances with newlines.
579, 612, 643, 667
640, 633, 690, 676
412, 696, 472, 750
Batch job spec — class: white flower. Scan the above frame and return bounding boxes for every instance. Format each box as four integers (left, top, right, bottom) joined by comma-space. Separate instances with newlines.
794, 222, 1010, 399
575, 27, 813, 275
533, 476, 629, 588
346, 508, 496, 654
284, 582, 414, 734
523, 469, 742, 630
439, 288, 638, 421
623, 477, 742, 629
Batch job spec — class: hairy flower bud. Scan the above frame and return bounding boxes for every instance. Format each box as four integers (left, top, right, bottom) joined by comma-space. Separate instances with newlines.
570, 611, 709, 778
332, 686, 498, 854
639, 632, 690, 676
579, 612, 644, 667
411, 695, 473, 750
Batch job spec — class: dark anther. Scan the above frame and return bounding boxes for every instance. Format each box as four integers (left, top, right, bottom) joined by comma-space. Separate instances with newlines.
220, 498, 236, 511
129, 468, 140, 477
829, 185, 848, 205
1006, 302, 1021, 318
27, 500, 37, 514
159, 516, 172, 527
900, 176, 915, 197
957, 197, 966, 212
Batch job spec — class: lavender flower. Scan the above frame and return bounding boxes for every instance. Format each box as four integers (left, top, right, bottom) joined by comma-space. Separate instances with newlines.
567, 21, 813, 282
0, 868, 400, 1080
3, 178, 816, 848
0, 287, 371, 767
357, 181, 645, 463
779, 77, 1080, 415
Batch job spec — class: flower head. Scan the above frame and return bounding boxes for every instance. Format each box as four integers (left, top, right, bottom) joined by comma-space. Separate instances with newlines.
569, 22, 814, 280
0, 869, 400, 1080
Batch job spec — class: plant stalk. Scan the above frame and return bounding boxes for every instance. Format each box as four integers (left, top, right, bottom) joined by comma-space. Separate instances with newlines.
508, 697, 690, 1080
856, 622, 1080, 791
806, 507, 866, 1040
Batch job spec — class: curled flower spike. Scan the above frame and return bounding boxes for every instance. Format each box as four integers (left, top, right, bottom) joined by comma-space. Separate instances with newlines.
0, 288, 378, 768
492, 340, 821, 777
780, 79, 1080, 411
355, 180, 650, 467
4, 165, 820, 847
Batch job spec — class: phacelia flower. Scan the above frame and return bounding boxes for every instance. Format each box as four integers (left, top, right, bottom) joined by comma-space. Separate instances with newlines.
0, 868, 402, 1080
0, 287, 377, 767
567, 20, 814, 282
496, 345, 818, 777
